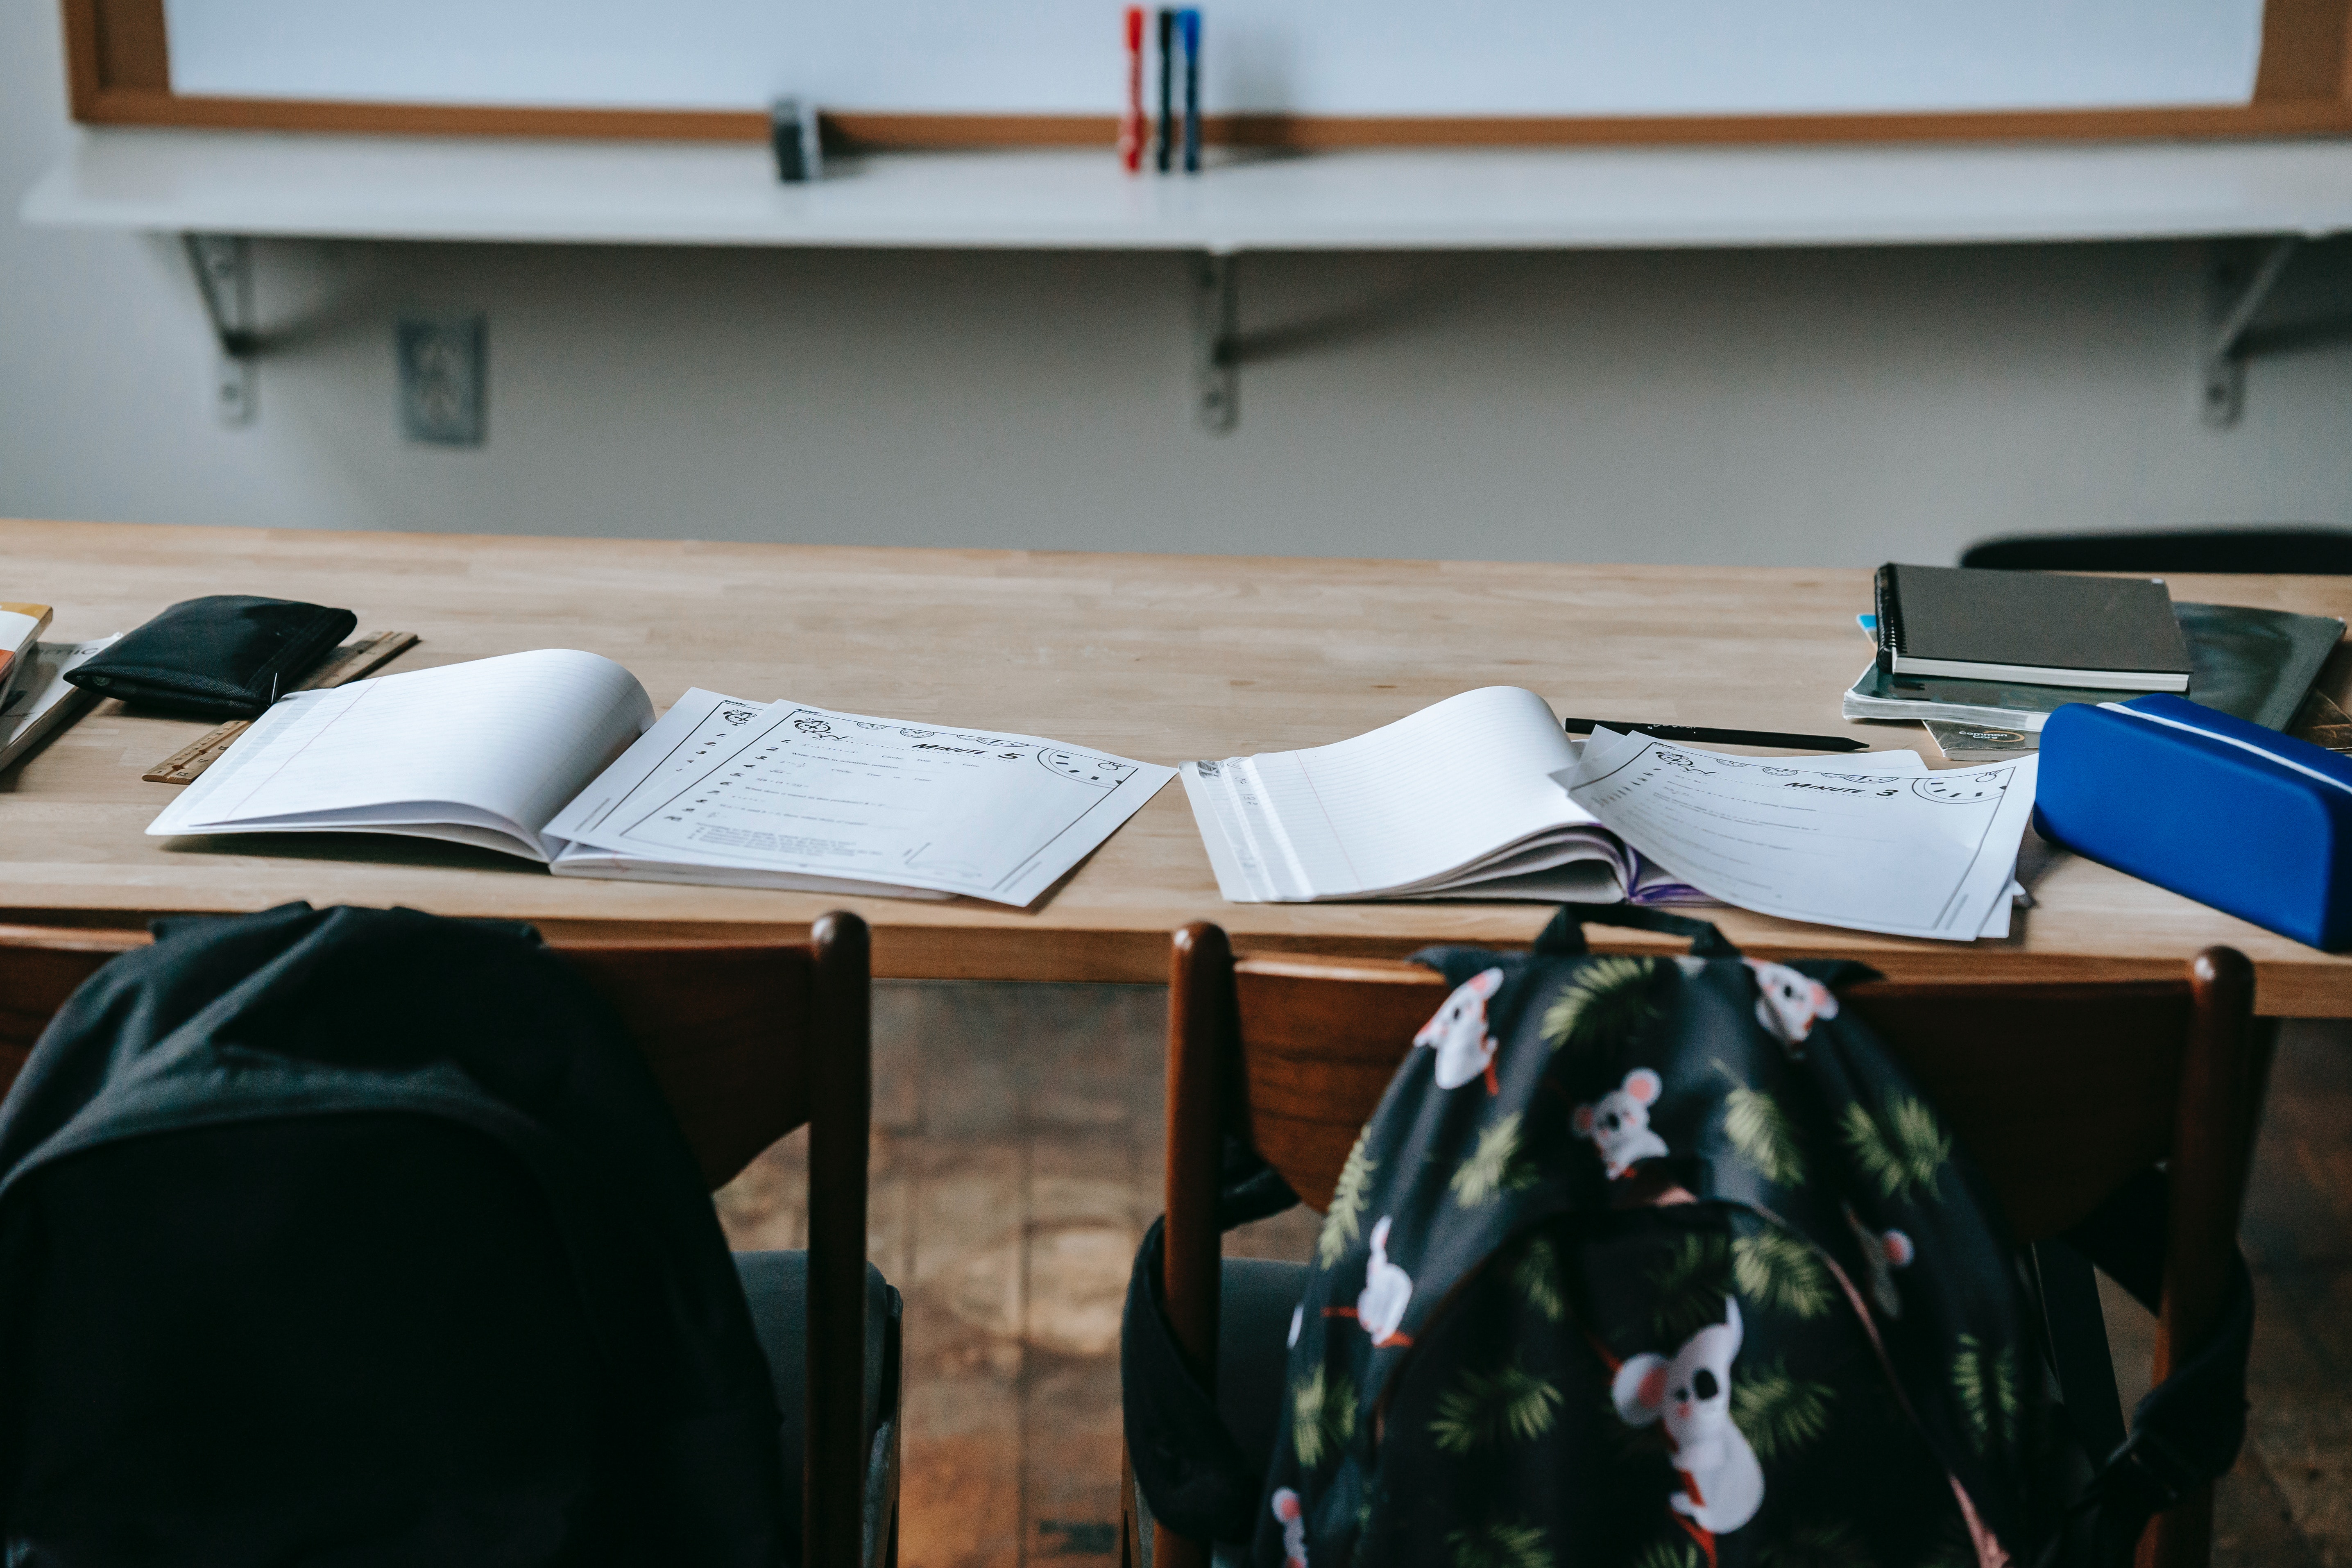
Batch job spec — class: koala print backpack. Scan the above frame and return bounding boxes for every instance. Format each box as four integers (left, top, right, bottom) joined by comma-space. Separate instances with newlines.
1248, 905, 2252, 1568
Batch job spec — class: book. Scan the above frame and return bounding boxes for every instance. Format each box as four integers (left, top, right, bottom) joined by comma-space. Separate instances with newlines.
1846, 601, 2343, 734
0, 603, 53, 711
1875, 563, 2192, 691
146, 650, 1174, 907
0, 637, 119, 775
1922, 720, 2038, 761
1178, 686, 1931, 905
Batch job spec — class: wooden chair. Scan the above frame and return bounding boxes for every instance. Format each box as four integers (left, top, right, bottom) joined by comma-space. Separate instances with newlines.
1134, 922, 2272, 1568
0, 912, 895, 1568
1958, 526, 2352, 574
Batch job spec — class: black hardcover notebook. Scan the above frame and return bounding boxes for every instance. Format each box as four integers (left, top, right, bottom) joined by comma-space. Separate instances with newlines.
1874, 563, 2193, 691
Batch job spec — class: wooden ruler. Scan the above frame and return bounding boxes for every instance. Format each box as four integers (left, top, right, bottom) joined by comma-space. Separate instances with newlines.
143, 631, 421, 785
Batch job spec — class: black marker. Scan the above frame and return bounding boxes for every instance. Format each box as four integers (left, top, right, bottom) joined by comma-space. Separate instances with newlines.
1156, 8, 1175, 174
1561, 718, 1868, 753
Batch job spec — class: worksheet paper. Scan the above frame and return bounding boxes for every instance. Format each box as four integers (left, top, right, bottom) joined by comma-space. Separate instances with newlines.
1576, 727, 1926, 779
1562, 729, 2036, 942
1570, 729, 2026, 934
543, 689, 1174, 907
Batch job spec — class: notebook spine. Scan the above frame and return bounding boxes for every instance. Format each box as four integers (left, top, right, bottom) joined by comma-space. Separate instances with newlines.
1873, 564, 1903, 677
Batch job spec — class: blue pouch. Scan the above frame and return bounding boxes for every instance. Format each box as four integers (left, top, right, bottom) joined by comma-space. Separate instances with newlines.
2036, 693, 2352, 950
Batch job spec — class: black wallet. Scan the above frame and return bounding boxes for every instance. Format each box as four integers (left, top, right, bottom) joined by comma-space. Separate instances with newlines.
65, 595, 357, 720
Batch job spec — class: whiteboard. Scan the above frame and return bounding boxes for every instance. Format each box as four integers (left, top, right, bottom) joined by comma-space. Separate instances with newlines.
163, 0, 2265, 119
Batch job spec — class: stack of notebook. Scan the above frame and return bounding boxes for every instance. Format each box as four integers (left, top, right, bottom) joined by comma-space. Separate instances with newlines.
1845, 564, 2343, 744
0, 600, 120, 776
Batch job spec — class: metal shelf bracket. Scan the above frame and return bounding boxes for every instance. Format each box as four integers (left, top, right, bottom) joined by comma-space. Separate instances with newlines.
1192, 251, 1238, 433
183, 233, 258, 425
2202, 237, 2298, 428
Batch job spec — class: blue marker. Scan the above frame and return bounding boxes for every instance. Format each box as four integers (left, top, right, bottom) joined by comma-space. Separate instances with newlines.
1180, 9, 1201, 174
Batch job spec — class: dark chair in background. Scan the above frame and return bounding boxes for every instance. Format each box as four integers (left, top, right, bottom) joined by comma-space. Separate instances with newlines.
0, 913, 897, 1568
1132, 924, 2270, 1568
1960, 526, 2352, 574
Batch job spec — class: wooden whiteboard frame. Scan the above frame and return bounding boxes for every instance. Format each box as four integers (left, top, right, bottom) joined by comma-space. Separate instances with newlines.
61, 0, 2352, 148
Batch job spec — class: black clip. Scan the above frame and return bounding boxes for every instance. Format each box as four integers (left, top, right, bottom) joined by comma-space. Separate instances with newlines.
2096, 1422, 2200, 1515
771, 98, 823, 184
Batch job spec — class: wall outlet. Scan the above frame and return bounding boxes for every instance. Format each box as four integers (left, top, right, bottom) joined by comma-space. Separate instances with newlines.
397, 315, 485, 445
211, 353, 256, 426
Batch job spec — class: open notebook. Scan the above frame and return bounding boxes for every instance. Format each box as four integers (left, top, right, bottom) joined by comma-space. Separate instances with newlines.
1179, 687, 1927, 904
1180, 687, 2022, 940
148, 650, 651, 860
149, 650, 1173, 907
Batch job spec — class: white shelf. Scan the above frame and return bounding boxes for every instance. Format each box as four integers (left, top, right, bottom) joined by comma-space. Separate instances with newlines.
21, 127, 2352, 251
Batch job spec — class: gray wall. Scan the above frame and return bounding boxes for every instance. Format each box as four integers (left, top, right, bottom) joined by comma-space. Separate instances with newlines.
5, 2, 2348, 566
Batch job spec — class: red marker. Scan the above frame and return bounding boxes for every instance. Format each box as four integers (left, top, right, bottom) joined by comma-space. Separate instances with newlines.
1119, 6, 1145, 172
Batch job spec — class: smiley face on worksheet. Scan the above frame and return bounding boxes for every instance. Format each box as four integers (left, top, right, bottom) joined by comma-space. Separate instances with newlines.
1912, 773, 2006, 804
1038, 750, 1135, 788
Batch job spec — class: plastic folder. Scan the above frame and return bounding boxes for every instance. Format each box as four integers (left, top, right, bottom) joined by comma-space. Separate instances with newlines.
2036, 693, 2352, 951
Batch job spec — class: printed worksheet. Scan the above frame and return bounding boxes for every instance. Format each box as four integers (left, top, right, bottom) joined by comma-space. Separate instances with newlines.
1563, 730, 2037, 941
544, 689, 1174, 907
1552, 728, 2040, 930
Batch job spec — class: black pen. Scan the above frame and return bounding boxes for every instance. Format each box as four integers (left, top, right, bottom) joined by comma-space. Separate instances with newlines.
1561, 718, 1868, 753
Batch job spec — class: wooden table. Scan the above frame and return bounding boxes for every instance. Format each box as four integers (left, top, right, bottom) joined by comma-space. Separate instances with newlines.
5, 519, 2348, 1015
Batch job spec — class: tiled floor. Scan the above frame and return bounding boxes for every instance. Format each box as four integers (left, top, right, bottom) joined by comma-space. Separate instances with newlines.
714, 986, 2352, 1568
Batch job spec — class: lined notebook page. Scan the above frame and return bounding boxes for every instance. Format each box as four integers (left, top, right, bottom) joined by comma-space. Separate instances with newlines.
1240, 686, 1587, 895
168, 650, 652, 840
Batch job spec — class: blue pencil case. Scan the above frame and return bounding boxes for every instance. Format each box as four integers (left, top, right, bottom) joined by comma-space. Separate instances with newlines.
2036, 693, 2352, 950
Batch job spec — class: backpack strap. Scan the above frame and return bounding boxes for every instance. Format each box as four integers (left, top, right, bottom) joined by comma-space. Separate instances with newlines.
1119, 1216, 1262, 1545
1219, 1131, 1302, 1229
2050, 1170, 2255, 1567
1533, 902, 1742, 959
2058, 1258, 2253, 1567
1117, 1140, 1301, 1543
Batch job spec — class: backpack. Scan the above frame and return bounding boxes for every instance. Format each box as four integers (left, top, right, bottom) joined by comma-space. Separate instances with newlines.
1124, 905, 2251, 1568
0, 903, 788, 1567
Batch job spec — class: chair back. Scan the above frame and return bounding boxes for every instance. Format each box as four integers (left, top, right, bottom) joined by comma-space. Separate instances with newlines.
0, 926, 138, 1092
0, 911, 875, 1568
1163, 923, 2266, 1568
1958, 526, 2352, 573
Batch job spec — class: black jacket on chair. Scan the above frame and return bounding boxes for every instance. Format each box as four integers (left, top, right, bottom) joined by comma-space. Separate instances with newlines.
0, 903, 788, 1567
